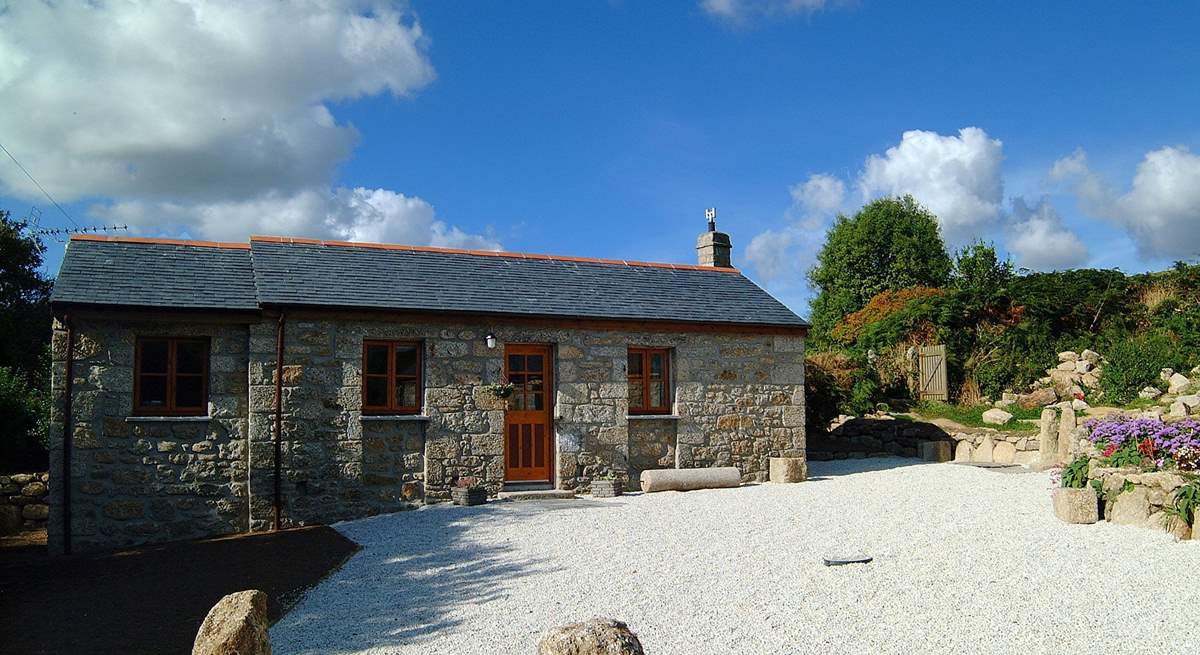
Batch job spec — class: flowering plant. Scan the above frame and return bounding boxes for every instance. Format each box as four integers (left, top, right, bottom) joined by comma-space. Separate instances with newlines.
1084, 416, 1200, 471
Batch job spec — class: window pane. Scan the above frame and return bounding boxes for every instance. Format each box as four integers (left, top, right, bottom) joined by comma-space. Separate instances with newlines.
511, 390, 526, 410
395, 346, 418, 376
628, 379, 644, 409
396, 379, 418, 408
176, 341, 206, 375
141, 340, 168, 374
627, 352, 643, 376
650, 380, 667, 409
649, 353, 665, 379
366, 345, 389, 375
365, 377, 387, 407
527, 354, 543, 373
139, 375, 167, 407
175, 376, 204, 409
531, 391, 544, 410
508, 354, 524, 372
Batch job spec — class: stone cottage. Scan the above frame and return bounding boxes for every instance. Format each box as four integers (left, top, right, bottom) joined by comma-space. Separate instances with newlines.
47, 220, 808, 554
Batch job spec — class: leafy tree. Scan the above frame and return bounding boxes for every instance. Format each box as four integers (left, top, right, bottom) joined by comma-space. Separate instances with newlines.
0, 210, 53, 378
0, 210, 53, 470
952, 241, 1013, 302
807, 195, 952, 345
0, 366, 48, 472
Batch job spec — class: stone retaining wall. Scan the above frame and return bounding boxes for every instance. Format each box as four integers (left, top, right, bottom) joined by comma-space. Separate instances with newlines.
0, 472, 49, 534
1085, 465, 1192, 539
807, 416, 1039, 466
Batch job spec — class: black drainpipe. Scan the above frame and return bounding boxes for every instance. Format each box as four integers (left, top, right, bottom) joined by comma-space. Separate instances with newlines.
61, 315, 75, 555
273, 310, 285, 531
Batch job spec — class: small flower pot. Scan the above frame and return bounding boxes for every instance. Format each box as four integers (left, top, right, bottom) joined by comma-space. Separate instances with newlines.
452, 486, 488, 506
591, 479, 623, 498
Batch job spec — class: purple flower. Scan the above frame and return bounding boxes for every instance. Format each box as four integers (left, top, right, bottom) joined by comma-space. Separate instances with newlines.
1085, 415, 1200, 470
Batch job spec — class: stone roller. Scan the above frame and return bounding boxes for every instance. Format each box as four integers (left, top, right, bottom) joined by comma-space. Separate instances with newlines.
639, 467, 742, 493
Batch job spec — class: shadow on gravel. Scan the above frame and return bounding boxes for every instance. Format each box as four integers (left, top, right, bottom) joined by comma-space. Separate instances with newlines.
806, 456, 934, 480
0, 525, 358, 655
274, 501, 614, 652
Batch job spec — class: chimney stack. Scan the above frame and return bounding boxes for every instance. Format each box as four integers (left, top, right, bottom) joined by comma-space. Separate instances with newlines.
696, 208, 731, 267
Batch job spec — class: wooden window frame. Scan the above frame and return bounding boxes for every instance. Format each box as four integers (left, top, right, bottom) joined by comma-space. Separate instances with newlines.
627, 347, 672, 415
362, 340, 423, 415
133, 337, 210, 416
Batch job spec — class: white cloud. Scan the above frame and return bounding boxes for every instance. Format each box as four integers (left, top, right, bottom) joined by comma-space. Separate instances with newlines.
0, 1, 496, 249
95, 187, 500, 250
858, 127, 1005, 244
701, 0, 831, 22
0, 0, 433, 202
789, 173, 845, 222
1006, 197, 1089, 270
745, 173, 846, 283
1052, 146, 1200, 260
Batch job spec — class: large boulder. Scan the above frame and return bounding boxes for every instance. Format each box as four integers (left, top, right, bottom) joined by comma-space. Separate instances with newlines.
953, 440, 973, 462
1138, 386, 1163, 400
1168, 373, 1191, 394
992, 441, 1016, 464
1053, 487, 1098, 524
1038, 408, 1058, 467
537, 618, 645, 655
981, 408, 1013, 425
0, 505, 21, 535
1018, 387, 1058, 409
1057, 351, 1079, 363
768, 457, 807, 483
1080, 349, 1101, 364
1109, 487, 1152, 527
973, 437, 995, 463
919, 441, 952, 463
192, 590, 271, 655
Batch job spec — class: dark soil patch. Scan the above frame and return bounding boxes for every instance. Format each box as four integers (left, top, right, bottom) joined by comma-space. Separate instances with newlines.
0, 526, 359, 655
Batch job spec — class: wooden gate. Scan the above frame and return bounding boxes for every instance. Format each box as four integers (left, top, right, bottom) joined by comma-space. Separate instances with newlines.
918, 344, 948, 401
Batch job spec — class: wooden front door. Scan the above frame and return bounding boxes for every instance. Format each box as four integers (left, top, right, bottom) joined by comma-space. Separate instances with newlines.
504, 344, 553, 482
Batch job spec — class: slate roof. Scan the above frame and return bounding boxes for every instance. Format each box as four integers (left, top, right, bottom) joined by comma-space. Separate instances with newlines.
52, 235, 809, 328
51, 237, 259, 310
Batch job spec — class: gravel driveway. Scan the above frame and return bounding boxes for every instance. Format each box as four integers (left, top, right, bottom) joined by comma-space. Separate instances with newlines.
272, 458, 1200, 655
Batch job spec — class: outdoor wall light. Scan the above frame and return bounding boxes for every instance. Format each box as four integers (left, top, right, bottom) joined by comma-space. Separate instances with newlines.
485, 333, 496, 349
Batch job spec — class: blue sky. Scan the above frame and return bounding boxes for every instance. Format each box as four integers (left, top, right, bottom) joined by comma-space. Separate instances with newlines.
2, 0, 1199, 314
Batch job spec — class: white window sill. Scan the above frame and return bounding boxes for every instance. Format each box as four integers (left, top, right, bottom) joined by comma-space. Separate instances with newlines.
627, 414, 681, 420
361, 415, 431, 422
126, 415, 211, 423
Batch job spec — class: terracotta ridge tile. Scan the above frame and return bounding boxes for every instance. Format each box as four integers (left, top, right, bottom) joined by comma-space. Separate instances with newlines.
70, 234, 250, 250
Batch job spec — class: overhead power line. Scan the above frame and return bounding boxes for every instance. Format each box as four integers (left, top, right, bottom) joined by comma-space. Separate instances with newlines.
0, 140, 80, 228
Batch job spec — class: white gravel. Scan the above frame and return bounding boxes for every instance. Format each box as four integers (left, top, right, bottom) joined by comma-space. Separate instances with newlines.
271, 459, 1200, 655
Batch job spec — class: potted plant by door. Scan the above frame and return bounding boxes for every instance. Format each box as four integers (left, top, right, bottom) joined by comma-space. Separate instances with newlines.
451, 477, 488, 506
591, 473, 624, 498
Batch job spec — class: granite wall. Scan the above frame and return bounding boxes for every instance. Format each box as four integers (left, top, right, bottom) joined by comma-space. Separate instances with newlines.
50, 312, 807, 552
48, 317, 250, 554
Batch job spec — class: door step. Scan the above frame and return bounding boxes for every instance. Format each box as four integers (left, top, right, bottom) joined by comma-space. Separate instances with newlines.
497, 489, 576, 502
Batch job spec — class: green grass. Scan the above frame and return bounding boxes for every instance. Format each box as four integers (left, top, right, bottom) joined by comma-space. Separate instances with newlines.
910, 401, 1042, 432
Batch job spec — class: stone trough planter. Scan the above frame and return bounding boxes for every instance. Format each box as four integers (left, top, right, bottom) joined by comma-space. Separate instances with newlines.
451, 486, 488, 506
591, 479, 624, 498
1052, 487, 1099, 524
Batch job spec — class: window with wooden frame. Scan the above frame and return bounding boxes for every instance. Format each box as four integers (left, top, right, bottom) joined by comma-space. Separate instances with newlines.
134, 337, 210, 416
362, 341, 422, 415
627, 347, 671, 414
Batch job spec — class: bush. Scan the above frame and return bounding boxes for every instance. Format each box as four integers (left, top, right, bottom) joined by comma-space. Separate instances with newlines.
1099, 331, 1184, 404
0, 366, 48, 472
804, 351, 858, 429
1061, 456, 1090, 488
